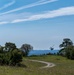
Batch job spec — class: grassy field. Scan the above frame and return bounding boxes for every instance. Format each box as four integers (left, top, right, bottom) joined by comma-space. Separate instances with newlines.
0, 55, 74, 75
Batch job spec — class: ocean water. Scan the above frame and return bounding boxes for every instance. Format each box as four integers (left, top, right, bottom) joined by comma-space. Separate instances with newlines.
28, 50, 59, 56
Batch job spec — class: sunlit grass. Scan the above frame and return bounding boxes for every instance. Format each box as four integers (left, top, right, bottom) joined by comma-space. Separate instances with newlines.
0, 55, 74, 75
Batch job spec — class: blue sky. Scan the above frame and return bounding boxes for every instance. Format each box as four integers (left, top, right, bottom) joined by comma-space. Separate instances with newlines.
0, 0, 74, 50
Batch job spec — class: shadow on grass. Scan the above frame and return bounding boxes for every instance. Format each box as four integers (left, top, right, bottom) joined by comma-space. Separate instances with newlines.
19, 64, 27, 68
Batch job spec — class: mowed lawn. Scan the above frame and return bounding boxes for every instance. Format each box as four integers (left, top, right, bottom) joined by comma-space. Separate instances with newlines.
0, 55, 74, 75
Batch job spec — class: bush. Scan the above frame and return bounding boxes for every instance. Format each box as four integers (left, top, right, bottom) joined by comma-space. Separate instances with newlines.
0, 44, 23, 66
59, 46, 74, 60
65, 46, 74, 60
9, 49, 22, 66
58, 48, 66, 56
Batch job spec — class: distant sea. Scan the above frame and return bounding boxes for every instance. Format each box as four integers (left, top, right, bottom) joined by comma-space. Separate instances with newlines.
28, 50, 60, 56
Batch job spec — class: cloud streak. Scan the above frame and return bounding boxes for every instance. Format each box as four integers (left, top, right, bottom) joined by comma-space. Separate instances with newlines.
12, 6, 74, 23
0, 21, 8, 25
0, 0, 15, 11
0, 0, 57, 15
0, 6, 74, 25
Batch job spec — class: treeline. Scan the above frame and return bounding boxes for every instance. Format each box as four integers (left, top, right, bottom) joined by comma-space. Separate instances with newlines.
58, 38, 74, 60
0, 42, 33, 66
0, 38, 74, 66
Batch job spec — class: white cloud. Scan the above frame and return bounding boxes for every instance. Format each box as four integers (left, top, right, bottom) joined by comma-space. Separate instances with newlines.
0, 21, 8, 25
0, 0, 15, 10
0, 12, 31, 21
0, 0, 57, 15
0, 6, 74, 25
12, 6, 74, 23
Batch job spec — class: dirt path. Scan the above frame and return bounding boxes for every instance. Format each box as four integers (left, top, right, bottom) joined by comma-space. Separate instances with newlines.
29, 60, 55, 69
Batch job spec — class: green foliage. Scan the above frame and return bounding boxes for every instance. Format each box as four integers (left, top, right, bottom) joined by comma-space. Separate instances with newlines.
0, 55, 74, 75
59, 38, 73, 48
9, 49, 22, 66
0, 43, 22, 66
5, 42, 16, 51
0, 46, 4, 53
58, 48, 66, 56
65, 46, 74, 59
59, 38, 74, 60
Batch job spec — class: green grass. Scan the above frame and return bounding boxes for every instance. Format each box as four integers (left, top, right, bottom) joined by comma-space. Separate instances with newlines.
0, 55, 74, 75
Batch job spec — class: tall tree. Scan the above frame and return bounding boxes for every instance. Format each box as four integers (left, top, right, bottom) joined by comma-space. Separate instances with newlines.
20, 44, 33, 56
59, 38, 74, 58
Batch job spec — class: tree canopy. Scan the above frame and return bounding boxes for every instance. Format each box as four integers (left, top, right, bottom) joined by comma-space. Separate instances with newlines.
20, 44, 33, 56
5, 42, 16, 51
59, 38, 74, 60
0, 42, 22, 66
59, 38, 73, 48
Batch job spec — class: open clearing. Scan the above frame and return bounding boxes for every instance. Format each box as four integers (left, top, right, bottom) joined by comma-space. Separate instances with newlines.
0, 55, 74, 75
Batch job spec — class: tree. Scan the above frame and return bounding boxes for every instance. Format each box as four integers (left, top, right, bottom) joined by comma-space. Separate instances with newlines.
20, 44, 33, 56
59, 38, 74, 60
5, 42, 16, 51
59, 38, 73, 56
59, 38, 73, 48
0, 43, 23, 66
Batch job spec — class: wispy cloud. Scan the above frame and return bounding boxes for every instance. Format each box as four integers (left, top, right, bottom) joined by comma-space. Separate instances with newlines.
0, 6, 74, 25
0, 12, 31, 21
0, 21, 8, 25
12, 6, 74, 23
0, 0, 15, 11
0, 0, 57, 15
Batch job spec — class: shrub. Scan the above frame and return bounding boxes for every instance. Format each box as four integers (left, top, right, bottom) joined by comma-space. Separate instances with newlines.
0, 44, 23, 66
9, 49, 22, 66
65, 46, 74, 60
